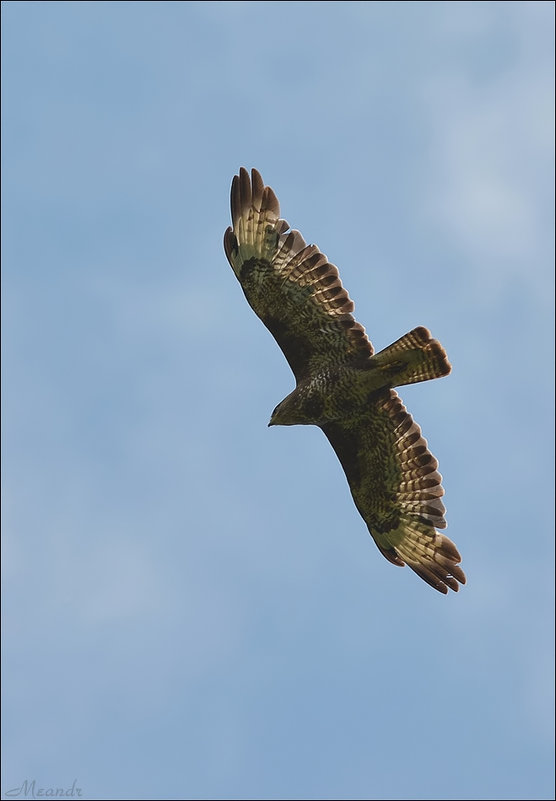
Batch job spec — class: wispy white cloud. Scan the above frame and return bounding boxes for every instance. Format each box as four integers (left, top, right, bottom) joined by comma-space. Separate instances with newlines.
419, 4, 554, 304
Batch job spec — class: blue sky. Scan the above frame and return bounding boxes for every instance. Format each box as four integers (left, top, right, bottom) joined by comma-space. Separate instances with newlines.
1, 2, 554, 799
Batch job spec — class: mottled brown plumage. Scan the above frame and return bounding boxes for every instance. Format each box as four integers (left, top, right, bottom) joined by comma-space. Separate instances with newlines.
224, 168, 465, 594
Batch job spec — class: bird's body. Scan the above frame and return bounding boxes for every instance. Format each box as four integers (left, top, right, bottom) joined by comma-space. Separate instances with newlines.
224, 168, 466, 594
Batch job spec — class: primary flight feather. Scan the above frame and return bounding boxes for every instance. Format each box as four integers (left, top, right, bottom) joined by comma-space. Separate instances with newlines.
224, 168, 465, 594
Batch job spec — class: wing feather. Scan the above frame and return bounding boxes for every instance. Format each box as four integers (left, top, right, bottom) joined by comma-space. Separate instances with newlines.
321, 389, 465, 594
224, 168, 373, 380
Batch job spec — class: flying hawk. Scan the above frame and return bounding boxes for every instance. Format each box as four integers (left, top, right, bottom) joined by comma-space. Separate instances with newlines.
224, 168, 465, 594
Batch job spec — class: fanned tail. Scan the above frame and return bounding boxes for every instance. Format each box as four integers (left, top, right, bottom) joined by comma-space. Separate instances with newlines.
371, 326, 451, 387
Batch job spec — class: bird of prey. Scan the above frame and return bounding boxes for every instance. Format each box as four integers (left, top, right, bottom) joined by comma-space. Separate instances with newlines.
224, 168, 465, 594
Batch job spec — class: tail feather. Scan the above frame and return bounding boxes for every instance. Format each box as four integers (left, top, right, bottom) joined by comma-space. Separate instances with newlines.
371, 326, 451, 387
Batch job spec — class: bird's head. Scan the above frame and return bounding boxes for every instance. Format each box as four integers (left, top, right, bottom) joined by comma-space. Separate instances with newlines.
268, 386, 323, 427
268, 396, 296, 427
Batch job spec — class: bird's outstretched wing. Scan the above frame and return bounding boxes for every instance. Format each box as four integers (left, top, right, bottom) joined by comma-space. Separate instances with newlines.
322, 389, 466, 593
224, 168, 373, 380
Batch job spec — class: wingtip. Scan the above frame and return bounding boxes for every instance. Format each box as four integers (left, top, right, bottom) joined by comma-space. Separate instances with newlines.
231, 167, 277, 227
